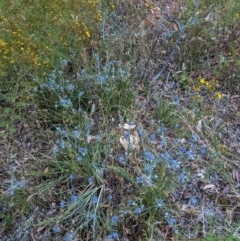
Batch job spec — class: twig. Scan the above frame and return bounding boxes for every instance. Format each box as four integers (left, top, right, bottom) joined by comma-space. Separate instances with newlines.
150, 15, 183, 85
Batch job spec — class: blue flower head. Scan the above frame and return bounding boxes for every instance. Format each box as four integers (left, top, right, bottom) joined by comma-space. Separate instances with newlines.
155, 198, 164, 208
60, 200, 65, 208
91, 195, 98, 204
178, 172, 186, 182
124, 131, 130, 140
160, 136, 167, 147
52, 225, 60, 233
78, 91, 84, 98
192, 134, 199, 142
69, 174, 74, 181
77, 156, 83, 162
64, 232, 73, 241
89, 213, 96, 220
95, 135, 101, 142
189, 196, 198, 206
88, 177, 93, 184
70, 194, 77, 203
57, 139, 65, 149
56, 126, 66, 136
110, 215, 119, 225
118, 155, 126, 164
118, 114, 123, 122
200, 145, 207, 155
111, 231, 119, 239
144, 151, 155, 161
73, 128, 81, 138
149, 133, 156, 142
169, 159, 180, 170
59, 97, 72, 108
137, 127, 144, 138
144, 164, 155, 174
134, 207, 142, 215
107, 194, 113, 201
152, 174, 158, 180
48, 79, 57, 90
143, 176, 153, 187
168, 218, 176, 227
79, 147, 87, 156
186, 149, 194, 160
106, 231, 119, 240
192, 16, 198, 25
66, 83, 75, 91
179, 146, 186, 154
161, 124, 167, 135
127, 199, 135, 206
136, 176, 143, 184
134, 205, 144, 215
173, 96, 180, 105
160, 152, 173, 162
52, 145, 59, 153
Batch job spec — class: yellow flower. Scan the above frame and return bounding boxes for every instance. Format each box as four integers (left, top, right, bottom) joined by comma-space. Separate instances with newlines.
193, 94, 202, 103
110, 3, 115, 10
33, 56, 39, 65
97, 13, 102, 22
199, 78, 205, 84
215, 92, 222, 99
0, 39, 7, 47
85, 30, 90, 38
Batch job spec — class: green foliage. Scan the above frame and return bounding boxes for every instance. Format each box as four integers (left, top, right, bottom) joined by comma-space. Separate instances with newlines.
0, 188, 28, 234
155, 99, 179, 129
175, 0, 240, 90
0, 0, 102, 75
189, 234, 240, 241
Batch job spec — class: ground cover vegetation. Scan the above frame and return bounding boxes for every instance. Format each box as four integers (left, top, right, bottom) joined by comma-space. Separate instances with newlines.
0, 0, 239, 240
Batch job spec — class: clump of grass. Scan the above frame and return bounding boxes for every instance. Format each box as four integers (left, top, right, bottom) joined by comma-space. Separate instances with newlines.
27, 118, 183, 240
33, 55, 134, 125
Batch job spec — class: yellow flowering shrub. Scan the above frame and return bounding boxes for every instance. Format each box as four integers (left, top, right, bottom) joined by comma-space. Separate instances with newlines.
192, 77, 222, 103
194, 77, 220, 93
0, 0, 104, 76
